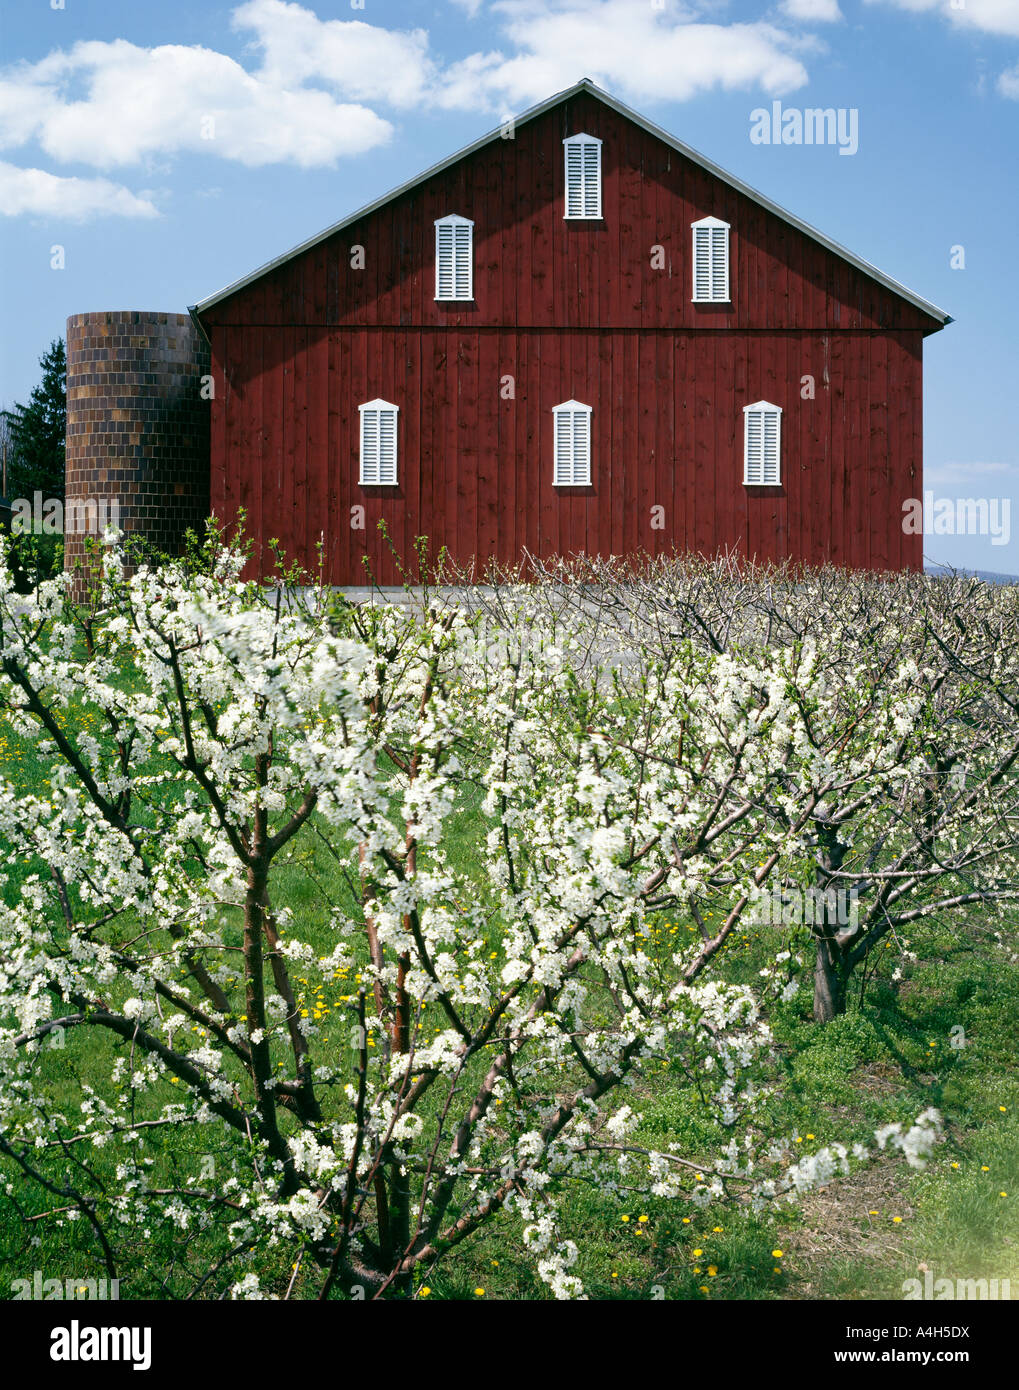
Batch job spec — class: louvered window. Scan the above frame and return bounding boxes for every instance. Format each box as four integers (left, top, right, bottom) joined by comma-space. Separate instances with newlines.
359, 399, 398, 485
692, 216, 730, 302
743, 402, 782, 486
434, 215, 473, 301
563, 134, 602, 219
553, 401, 592, 485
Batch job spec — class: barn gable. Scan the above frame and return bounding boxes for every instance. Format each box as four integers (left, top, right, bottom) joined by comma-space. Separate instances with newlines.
191, 80, 949, 585
191, 79, 949, 338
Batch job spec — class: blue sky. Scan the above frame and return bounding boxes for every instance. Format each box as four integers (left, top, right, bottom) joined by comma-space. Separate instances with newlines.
1, 0, 1017, 572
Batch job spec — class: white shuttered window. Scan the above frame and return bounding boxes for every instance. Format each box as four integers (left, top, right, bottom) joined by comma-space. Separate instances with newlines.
563, 134, 602, 219
692, 216, 730, 302
553, 400, 592, 485
743, 401, 782, 486
434, 215, 473, 301
359, 399, 399, 485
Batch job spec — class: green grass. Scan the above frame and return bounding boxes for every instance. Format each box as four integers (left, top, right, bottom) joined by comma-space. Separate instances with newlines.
2, 661, 1018, 1299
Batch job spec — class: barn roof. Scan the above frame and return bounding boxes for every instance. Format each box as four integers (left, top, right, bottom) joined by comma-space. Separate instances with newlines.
189, 78, 951, 330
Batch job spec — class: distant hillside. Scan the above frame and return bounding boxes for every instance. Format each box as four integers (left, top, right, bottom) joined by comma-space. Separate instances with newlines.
925, 565, 1019, 586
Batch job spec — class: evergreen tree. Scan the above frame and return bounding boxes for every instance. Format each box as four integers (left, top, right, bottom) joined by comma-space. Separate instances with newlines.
3, 339, 66, 501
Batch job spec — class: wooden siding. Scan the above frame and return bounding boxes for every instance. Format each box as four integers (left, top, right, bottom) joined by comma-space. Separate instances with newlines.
202, 93, 933, 583
210, 326, 924, 584
202, 95, 941, 338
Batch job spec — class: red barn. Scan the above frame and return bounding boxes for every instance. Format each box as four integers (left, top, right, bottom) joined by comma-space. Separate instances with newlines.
189, 79, 950, 584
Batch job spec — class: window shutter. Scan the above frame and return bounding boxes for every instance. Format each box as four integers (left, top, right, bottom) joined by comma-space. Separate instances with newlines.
693, 224, 711, 301
435, 215, 473, 300
563, 135, 602, 219
582, 140, 600, 217
436, 222, 454, 299
565, 141, 583, 217
743, 402, 781, 486
553, 401, 592, 485
378, 407, 397, 485
692, 217, 730, 302
710, 223, 728, 301
745, 410, 762, 485
454, 222, 471, 297
359, 400, 399, 485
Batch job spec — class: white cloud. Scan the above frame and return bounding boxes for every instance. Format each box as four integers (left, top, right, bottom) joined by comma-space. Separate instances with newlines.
780, 0, 843, 22
236, 0, 814, 111
0, 0, 820, 217
999, 62, 1019, 97
865, 0, 1019, 39
231, 1, 438, 108
0, 161, 158, 219
0, 35, 394, 171
435, 1, 813, 109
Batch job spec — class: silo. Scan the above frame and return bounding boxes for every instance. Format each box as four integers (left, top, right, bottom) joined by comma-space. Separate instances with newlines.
64, 311, 209, 582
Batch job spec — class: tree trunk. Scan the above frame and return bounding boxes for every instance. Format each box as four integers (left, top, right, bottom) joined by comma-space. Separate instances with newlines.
812, 812, 849, 1023
244, 858, 297, 1190
812, 936, 847, 1023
